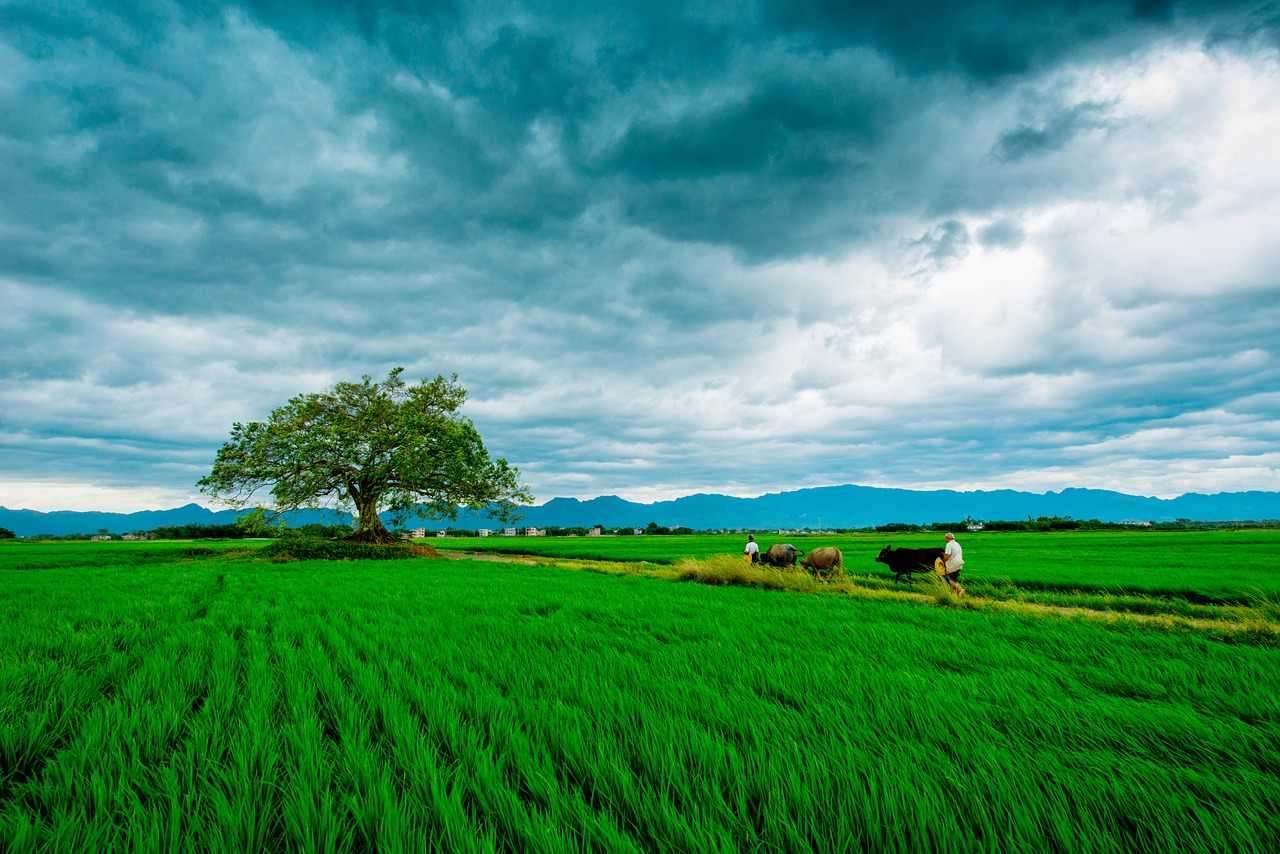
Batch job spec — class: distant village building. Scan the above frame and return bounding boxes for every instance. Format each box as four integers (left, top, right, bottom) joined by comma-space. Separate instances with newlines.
525, 527, 544, 537
408, 527, 427, 539
478, 529, 491, 537
967, 522, 985, 531
90, 534, 112, 541
436, 531, 446, 537
633, 528, 644, 536
502, 528, 517, 537
587, 527, 602, 537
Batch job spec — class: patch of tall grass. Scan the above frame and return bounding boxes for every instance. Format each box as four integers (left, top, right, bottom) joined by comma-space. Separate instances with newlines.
260, 538, 439, 561
675, 553, 824, 592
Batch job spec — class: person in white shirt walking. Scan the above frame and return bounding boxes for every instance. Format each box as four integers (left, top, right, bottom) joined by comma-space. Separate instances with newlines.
942, 532, 965, 596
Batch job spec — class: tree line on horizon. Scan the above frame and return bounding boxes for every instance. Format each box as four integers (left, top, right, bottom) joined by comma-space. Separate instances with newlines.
14, 515, 1279, 542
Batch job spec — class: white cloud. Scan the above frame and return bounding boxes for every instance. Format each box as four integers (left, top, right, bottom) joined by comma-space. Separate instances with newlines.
0, 481, 203, 514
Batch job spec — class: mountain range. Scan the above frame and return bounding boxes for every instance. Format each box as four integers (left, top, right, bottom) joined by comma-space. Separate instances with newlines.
4, 485, 1280, 537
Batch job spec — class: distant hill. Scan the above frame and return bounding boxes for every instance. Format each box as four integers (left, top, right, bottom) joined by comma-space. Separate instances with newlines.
7, 485, 1276, 537
442, 486, 1280, 531
0, 504, 350, 538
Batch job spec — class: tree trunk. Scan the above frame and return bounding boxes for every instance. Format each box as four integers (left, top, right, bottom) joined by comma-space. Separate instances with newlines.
347, 492, 396, 544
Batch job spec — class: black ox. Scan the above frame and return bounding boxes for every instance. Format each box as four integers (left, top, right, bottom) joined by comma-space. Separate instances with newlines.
760, 543, 803, 568
875, 546, 945, 583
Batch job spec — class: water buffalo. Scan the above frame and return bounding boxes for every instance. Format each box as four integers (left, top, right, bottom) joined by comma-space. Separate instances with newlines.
760, 543, 802, 568
800, 546, 843, 580
875, 546, 945, 583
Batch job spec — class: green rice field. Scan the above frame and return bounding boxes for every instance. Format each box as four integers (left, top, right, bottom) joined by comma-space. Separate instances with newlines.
2, 532, 1278, 852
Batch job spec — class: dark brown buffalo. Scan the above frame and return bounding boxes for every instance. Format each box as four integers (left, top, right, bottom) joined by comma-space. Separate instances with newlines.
760, 543, 801, 567
875, 546, 945, 583
800, 546, 843, 580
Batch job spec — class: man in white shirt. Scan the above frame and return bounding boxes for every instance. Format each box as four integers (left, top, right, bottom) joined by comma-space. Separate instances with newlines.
743, 534, 760, 565
942, 532, 965, 596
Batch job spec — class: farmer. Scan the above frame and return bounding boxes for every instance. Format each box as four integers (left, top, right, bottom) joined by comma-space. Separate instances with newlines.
743, 534, 760, 565
942, 532, 965, 596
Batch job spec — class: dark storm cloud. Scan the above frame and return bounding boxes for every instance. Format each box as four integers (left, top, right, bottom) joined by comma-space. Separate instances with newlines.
993, 102, 1113, 161
3, 0, 1265, 298
976, 219, 1025, 249
763, 0, 1252, 77
905, 220, 973, 273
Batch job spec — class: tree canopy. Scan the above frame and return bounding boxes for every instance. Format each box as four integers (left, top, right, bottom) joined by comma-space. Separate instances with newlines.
197, 368, 533, 543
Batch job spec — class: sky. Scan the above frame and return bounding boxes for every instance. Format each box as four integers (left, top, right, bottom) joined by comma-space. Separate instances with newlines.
2, 0, 1279, 513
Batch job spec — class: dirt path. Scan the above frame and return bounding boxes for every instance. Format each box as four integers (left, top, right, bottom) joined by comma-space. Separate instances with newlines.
440, 550, 540, 564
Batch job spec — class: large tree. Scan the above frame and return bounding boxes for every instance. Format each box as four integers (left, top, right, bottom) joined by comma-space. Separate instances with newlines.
198, 368, 533, 543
